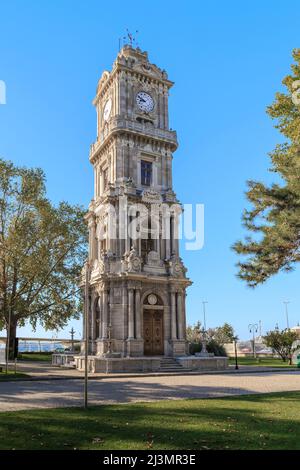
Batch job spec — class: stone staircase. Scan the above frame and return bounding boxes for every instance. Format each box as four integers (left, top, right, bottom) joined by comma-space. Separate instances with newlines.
159, 357, 192, 373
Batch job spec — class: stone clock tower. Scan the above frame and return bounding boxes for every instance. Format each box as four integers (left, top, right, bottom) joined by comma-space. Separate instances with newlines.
80, 45, 192, 372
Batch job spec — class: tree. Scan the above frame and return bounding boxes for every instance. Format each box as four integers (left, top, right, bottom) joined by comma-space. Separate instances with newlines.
233, 49, 300, 287
207, 322, 235, 345
0, 159, 87, 358
263, 329, 298, 364
186, 321, 202, 343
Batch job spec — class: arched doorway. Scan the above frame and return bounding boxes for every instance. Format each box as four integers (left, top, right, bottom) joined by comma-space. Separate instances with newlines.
143, 294, 164, 356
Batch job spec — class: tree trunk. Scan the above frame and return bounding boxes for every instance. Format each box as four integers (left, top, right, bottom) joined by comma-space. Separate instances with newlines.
6, 319, 17, 360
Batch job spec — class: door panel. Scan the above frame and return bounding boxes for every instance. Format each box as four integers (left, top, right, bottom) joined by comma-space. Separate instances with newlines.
143, 311, 153, 356
143, 309, 164, 356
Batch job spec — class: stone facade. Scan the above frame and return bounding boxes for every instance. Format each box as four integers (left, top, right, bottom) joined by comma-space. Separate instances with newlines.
82, 45, 192, 360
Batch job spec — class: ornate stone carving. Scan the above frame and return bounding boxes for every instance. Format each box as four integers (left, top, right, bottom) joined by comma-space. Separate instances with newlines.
142, 189, 162, 203
147, 294, 157, 305
147, 251, 163, 267
167, 255, 187, 278
122, 247, 142, 273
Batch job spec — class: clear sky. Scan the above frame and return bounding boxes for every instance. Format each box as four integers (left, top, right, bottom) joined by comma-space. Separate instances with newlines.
1, 0, 300, 341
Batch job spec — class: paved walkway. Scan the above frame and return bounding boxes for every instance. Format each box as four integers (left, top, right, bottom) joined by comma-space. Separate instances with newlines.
1, 370, 300, 412
10, 361, 299, 380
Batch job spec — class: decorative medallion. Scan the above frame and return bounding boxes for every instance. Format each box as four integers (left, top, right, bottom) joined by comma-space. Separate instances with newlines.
148, 294, 157, 305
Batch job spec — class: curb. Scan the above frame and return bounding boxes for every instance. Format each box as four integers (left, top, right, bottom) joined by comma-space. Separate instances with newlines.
1, 366, 299, 382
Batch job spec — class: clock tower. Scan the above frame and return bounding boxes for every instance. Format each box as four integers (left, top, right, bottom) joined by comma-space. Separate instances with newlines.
82, 45, 192, 369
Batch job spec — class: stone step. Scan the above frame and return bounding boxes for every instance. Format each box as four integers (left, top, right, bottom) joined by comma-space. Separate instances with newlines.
160, 364, 182, 367
159, 357, 191, 372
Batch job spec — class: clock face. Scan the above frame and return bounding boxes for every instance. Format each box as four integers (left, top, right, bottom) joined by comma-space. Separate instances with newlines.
103, 98, 112, 121
136, 91, 154, 112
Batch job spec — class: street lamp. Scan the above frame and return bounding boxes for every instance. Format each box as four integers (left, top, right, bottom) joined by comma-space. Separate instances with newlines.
283, 301, 290, 330
233, 335, 239, 370
248, 323, 258, 358
84, 261, 90, 409
69, 327, 75, 353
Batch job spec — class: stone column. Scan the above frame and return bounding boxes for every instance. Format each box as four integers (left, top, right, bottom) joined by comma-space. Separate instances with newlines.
164, 87, 169, 129
171, 291, 177, 340
89, 218, 96, 261
128, 288, 134, 339
97, 295, 102, 339
102, 290, 108, 339
167, 154, 172, 188
182, 291, 187, 340
82, 294, 86, 340
91, 295, 97, 341
125, 212, 130, 253
94, 167, 97, 198
172, 207, 180, 257
177, 292, 184, 339
162, 207, 170, 260
135, 288, 142, 339
170, 215, 174, 255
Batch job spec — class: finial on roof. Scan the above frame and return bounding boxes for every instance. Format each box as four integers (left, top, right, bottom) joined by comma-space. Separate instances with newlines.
118, 29, 139, 50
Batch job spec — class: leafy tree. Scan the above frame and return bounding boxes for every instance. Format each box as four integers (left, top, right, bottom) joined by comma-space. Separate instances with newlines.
186, 321, 202, 343
263, 329, 298, 364
233, 49, 300, 286
206, 339, 227, 357
0, 159, 87, 358
207, 323, 235, 345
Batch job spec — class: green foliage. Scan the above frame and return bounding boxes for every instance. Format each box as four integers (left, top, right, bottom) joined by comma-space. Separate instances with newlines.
0, 159, 88, 353
233, 49, 300, 287
186, 321, 202, 343
187, 322, 230, 356
188, 342, 202, 355
263, 329, 298, 362
207, 323, 235, 345
17, 352, 52, 362
206, 339, 227, 357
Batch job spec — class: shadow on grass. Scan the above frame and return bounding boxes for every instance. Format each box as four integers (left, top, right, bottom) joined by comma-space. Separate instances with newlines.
1, 392, 300, 450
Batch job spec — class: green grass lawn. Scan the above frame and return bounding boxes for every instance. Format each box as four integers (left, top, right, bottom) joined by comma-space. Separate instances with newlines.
0, 371, 29, 380
1, 392, 300, 450
17, 352, 52, 362
229, 357, 297, 368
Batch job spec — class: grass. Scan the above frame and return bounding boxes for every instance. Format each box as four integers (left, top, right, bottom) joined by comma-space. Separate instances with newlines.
1, 392, 300, 450
17, 352, 52, 362
0, 371, 29, 380
229, 357, 297, 368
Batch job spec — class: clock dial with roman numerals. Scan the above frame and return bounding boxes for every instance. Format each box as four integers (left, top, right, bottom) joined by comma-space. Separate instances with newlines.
103, 98, 112, 121
136, 91, 154, 112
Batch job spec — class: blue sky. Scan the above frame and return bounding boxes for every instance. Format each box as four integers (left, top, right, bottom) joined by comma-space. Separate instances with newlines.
0, 0, 300, 341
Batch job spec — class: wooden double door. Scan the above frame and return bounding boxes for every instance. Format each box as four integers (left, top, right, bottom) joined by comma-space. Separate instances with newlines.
143, 309, 164, 356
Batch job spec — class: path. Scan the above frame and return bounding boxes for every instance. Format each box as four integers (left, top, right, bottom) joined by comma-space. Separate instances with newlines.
1, 370, 300, 412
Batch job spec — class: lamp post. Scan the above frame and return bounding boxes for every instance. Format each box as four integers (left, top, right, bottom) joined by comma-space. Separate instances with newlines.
233, 335, 239, 370
84, 261, 90, 409
248, 323, 258, 358
69, 327, 75, 353
202, 301, 208, 331
283, 301, 290, 330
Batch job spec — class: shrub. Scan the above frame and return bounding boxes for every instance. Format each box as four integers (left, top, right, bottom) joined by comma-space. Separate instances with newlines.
207, 340, 227, 357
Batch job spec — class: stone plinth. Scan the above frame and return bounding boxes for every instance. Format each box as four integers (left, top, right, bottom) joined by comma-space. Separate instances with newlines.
52, 353, 75, 367
177, 356, 228, 371
74, 355, 161, 373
